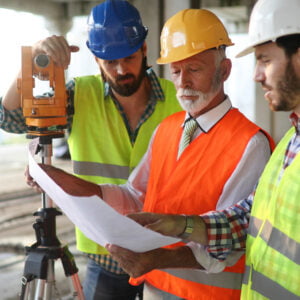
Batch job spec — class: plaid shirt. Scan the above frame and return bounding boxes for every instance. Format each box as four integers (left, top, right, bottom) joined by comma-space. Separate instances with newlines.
202, 112, 300, 261
0, 68, 164, 144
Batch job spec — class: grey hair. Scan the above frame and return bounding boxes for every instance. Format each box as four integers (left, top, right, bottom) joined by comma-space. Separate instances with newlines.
214, 47, 226, 67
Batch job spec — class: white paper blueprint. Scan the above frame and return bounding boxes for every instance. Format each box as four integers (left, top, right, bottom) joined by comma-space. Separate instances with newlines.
28, 138, 180, 253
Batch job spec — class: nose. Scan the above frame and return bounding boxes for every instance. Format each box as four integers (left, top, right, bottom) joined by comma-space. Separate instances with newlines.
177, 70, 192, 89
254, 63, 266, 83
115, 62, 127, 75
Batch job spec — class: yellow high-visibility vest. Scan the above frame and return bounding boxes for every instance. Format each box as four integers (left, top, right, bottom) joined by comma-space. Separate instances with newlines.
242, 127, 300, 299
68, 74, 182, 254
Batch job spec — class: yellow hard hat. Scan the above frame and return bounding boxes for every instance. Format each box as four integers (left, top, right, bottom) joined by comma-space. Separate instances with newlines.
157, 9, 234, 64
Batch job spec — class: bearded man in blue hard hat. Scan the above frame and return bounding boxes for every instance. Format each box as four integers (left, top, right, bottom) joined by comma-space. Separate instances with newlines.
0, 0, 182, 299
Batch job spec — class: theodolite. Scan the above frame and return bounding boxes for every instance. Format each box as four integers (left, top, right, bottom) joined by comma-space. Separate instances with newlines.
17, 46, 84, 300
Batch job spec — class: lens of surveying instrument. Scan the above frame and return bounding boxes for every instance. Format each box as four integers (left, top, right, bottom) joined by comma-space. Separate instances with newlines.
34, 54, 50, 68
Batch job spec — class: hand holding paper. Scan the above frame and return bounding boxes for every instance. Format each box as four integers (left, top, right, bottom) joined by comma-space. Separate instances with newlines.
28, 138, 180, 253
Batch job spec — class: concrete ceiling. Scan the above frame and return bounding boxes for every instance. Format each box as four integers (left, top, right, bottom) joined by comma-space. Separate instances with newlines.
0, 0, 255, 19
0, 0, 100, 18
0, 0, 255, 46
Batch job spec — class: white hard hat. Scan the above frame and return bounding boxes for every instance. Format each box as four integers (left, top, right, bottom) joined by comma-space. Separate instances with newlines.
236, 0, 300, 57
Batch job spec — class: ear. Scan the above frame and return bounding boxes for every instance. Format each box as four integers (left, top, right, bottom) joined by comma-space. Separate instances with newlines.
220, 58, 232, 81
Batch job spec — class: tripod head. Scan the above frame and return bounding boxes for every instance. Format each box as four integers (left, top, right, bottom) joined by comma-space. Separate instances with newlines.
17, 46, 69, 140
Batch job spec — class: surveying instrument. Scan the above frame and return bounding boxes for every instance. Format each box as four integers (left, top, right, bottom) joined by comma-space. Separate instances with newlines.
17, 46, 84, 300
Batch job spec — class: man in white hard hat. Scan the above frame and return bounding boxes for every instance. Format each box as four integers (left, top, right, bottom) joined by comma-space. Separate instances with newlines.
128, 0, 300, 298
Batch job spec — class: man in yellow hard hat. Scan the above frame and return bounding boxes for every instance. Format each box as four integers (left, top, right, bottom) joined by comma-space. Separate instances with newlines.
127, 0, 300, 299
26, 8, 274, 300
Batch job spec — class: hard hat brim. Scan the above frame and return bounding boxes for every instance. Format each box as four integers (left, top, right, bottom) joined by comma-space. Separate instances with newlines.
157, 42, 234, 65
235, 45, 255, 58
87, 34, 147, 60
236, 30, 300, 58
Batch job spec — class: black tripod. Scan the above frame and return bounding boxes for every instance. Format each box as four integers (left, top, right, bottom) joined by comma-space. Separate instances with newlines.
20, 136, 84, 300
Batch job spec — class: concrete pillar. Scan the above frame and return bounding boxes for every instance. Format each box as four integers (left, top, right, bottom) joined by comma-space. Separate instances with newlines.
44, 18, 73, 36
132, 0, 162, 74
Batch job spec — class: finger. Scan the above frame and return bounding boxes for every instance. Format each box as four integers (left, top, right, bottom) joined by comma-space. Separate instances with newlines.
105, 244, 135, 261
145, 215, 185, 237
105, 244, 139, 276
69, 45, 80, 53
24, 166, 34, 185
25, 176, 42, 193
105, 244, 124, 254
127, 212, 161, 226
50, 37, 79, 67
24, 165, 30, 178
33, 35, 79, 69
145, 219, 166, 234
46, 35, 71, 68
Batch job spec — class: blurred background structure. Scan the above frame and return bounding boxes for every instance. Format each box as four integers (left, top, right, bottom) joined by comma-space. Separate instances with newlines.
0, 0, 291, 144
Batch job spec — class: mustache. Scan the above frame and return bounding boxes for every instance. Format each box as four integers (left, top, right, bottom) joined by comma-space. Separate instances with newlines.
176, 88, 201, 97
261, 82, 272, 90
116, 74, 135, 82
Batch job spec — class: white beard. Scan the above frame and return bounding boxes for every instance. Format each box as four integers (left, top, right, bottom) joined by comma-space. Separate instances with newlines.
176, 88, 219, 115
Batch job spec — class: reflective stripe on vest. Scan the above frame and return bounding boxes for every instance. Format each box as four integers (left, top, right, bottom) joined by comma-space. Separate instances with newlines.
247, 216, 262, 238
243, 127, 300, 298
243, 266, 300, 300
164, 269, 242, 290
73, 160, 130, 180
242, 265, 250, 285
248, 216, 300, 264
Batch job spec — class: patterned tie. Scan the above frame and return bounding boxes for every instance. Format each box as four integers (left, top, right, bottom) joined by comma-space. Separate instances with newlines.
177, 118, 198, 159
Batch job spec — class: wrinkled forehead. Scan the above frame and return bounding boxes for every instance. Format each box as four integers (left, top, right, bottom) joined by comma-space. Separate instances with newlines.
170, 48, 219, 66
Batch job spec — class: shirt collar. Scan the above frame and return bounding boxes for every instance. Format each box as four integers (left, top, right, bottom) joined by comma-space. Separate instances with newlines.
290, 112, 300, 135
183, 96, 232, 133
104, 67, 165, 102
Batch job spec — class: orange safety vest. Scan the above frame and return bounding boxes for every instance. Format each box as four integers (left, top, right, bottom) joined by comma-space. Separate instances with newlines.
130, 109, 274, 300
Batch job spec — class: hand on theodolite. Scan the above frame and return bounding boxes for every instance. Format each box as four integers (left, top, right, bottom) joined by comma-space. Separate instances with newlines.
33, 35, 79, 69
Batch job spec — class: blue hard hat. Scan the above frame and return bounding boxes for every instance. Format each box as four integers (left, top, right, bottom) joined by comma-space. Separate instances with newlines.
86, 0, 148, 60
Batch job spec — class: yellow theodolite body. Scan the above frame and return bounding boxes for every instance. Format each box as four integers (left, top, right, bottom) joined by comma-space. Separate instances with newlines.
18, 46, 68, 137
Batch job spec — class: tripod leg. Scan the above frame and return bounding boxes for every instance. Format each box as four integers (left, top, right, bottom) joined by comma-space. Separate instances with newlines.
35, 279, 46, 300
20, 276, 33, 300
44, 260, 55, 300
69, 273, 85, 300
60, 246, 84, 299
29, 280, 36, 300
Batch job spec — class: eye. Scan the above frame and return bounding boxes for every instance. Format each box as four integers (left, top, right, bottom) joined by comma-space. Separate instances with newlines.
189, 66, 202, 73
124, 55, 136, 62
262, 59, 271, 65
107, 60, 116, 65
257, 55, 271, 66
171, 69, 180, 76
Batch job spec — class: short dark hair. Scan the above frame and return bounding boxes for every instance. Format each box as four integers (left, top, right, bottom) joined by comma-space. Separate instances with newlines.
276, 34, 300, 57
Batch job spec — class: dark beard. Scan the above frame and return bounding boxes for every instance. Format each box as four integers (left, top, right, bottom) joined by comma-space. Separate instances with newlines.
276, 59, 300, 111
101, 58, 147, 97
